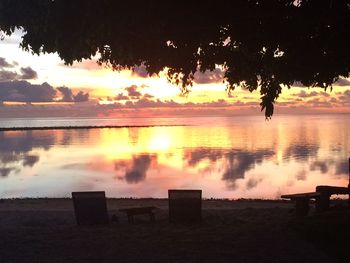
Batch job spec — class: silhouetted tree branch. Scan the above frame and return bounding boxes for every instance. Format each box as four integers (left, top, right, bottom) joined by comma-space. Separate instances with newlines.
0, 0, 349, 117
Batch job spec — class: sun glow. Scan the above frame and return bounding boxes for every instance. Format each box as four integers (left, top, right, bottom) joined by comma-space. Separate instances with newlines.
148, 134, 172, 152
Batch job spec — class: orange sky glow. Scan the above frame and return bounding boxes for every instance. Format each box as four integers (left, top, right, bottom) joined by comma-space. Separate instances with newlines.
1, 29, 350, 118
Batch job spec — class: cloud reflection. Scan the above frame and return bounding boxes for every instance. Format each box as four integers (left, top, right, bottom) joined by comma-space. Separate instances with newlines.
0, 131, 53, 153
0, 167, 15, 177
185, 148, 275, 189
246, 177, 263, 190
335, 160, 349, 175
284, 144, 319, 161
223, 150, 275, 189
22, 155, 40, 167
115, 154, 155, 184
0, 129, 85, 178
310, 161, 329, 174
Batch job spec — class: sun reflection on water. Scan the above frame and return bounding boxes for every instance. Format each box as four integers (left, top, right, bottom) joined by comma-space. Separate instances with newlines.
0, 115, 349, 199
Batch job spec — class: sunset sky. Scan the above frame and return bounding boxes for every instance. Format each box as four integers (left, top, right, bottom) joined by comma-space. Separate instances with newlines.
1, 29, 350, 118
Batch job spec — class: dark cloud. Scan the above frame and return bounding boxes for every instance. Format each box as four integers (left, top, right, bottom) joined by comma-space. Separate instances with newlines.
0, 70, 19, 81
20, 67, 38, 80
0, 57, 14, 68
93, 95, 261, 115
73, 91, 89, 102
120, 97, 236, 109
112, 85, 154, 101
114, 93, 129, 101
338, 90, 350, 105
57, 86, 74, 102
293, 90, 324, 98
0, 58, 37, 81
142, 93, 154, 99
335, 78, 350, 86
132, 65, 149, 78
125, 85, 142, 98
232, 100, 259, 107
194, 68, 225, 84
0, 81, 89, 103
307, 98, 333, 108
57, 86, 89, 103
133, 98, 175, 108
0, 81, 56, 102
202, 99, 228, 107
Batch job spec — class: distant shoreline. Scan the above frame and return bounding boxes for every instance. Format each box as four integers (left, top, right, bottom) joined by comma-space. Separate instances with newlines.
0, 124, 185, 131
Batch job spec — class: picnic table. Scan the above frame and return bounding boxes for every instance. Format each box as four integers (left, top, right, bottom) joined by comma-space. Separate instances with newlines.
282, 158, 350, 216
119, 206, 156, 224
281, 186, 350, 216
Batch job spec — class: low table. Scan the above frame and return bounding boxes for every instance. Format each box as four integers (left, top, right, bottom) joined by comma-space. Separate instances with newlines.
119, 206, 156, 224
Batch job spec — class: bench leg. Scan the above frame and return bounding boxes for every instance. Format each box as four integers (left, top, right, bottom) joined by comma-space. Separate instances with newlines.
127, 214, 134, 224
150, 212, 155, 223
315, 194, 330, 212
295, 198, 310, 216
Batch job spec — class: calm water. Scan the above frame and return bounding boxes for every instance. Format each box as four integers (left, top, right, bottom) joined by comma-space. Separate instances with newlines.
0, 115, 349, 199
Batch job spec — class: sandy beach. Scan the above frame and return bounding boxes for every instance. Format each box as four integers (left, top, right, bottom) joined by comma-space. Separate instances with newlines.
0, 198, 349, 263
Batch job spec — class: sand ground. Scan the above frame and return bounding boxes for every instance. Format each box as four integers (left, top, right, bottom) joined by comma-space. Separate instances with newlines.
0, 198, 349, 263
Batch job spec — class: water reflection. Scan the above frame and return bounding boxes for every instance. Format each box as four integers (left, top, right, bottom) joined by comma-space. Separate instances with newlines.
284, 144, 319, 161
335, 160, 349, 175
0, 130, 53, 152
184, 148, 275, 189
310, 161, 329, 174
0, 115, 349, 198
115, 154, 155, 184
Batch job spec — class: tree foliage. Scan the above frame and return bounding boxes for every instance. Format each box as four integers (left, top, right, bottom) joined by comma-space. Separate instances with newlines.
1, 0, 349, 117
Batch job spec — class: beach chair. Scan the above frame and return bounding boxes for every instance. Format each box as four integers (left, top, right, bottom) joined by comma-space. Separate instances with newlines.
72, 191, 109, 225
168, 189, 202, 223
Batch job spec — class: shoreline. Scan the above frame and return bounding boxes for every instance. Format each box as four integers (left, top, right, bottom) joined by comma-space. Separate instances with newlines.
0, 124, 186, 131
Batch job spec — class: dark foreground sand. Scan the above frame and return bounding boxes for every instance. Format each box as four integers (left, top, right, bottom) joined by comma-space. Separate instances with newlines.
0, 198, 349, 263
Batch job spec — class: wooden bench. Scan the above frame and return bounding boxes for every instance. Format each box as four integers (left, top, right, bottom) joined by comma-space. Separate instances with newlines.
119, 206, 156, 224
281, 192, 320, 216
